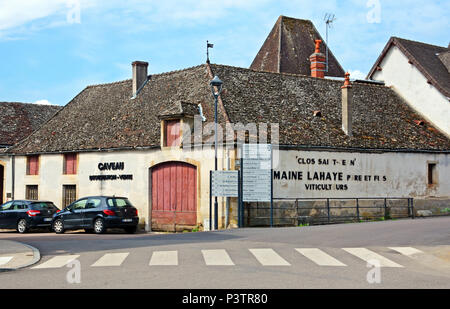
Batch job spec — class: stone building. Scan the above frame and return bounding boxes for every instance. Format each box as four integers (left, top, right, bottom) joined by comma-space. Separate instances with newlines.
0, 102, 61, 204
367, 37, 450, 137
2, 17, 449, 231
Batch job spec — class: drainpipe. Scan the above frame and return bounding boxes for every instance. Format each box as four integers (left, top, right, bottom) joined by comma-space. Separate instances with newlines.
11, 155, 15, 200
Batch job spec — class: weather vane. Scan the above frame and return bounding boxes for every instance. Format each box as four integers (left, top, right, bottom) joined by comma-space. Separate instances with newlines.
207, 41, 214, 64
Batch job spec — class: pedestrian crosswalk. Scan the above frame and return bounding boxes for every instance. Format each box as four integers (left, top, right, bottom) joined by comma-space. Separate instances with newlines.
343, 248, 403, 268
149, 251, 178, 266
249, 249, 291, 266
30, 247, 430, 270
91, 253, 129, 267
296, 248, 347, 267
202, 250, 235, 266
33, 255, 80, 269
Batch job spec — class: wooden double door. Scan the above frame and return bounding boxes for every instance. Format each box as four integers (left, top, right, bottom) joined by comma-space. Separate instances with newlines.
151, 162, 197, 230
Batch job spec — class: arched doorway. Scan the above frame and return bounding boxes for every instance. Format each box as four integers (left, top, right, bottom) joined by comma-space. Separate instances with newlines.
150, 162, 197, 231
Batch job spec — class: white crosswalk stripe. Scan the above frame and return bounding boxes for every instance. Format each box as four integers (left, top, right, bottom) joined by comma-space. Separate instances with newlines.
91, 253, 129, 267
149, 251, 178, 266
343, 248, 404, 268
33, 255, 80, 269
389, 247, 424, 257
296, 248, 347, 267
0, 257, 13, 266
249, 249, 291, 266
202, 250, 235, 266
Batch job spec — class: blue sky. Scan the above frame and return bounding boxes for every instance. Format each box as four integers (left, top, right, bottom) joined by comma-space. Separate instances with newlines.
0, 0, 449, 106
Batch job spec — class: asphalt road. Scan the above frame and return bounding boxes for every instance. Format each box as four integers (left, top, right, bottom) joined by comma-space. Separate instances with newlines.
0, 217, 449, 289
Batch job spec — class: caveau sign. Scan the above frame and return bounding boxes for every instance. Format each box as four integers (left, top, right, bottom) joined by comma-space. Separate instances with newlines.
89, 162, 133, 181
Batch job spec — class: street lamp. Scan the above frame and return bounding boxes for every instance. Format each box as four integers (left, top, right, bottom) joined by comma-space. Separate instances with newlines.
210, 75, 223, 230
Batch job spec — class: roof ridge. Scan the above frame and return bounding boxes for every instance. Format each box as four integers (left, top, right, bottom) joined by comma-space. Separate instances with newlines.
150, 64, 206, 78
212, 63, 388, 89
393, 36, 448, 50
84, 64, 207, 89
85, 79, 131, 89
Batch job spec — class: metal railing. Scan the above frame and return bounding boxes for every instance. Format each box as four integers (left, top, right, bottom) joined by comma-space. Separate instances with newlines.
243, 197, 415, 227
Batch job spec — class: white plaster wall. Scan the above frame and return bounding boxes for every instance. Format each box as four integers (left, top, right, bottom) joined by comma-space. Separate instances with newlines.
274, 150, 450, 199
0, 155, 12, 203
372, 46, 450, 137
11, 147, 236, 230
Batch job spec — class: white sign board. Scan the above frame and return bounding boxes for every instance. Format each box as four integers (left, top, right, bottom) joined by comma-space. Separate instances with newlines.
211, 171, 239, 197
242, 144, 272, 202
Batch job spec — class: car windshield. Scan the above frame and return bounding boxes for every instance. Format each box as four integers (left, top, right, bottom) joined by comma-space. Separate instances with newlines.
31, 202, 58, 211
107, 198, 133, 208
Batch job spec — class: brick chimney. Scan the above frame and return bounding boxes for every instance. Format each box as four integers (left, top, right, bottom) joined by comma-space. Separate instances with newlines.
341, 72, 353, 136
309, 40, 326, 78
132, 61, 149, 97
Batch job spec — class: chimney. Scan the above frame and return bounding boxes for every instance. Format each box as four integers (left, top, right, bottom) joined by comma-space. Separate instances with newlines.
341, 72, 353, 136
309, 40, 326, 78
132, 61, 149, 97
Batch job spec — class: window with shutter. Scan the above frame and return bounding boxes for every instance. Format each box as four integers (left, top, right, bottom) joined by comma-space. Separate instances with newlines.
164, 120, 181, 147
27, 156, 39, 176
64, 153, 77, 175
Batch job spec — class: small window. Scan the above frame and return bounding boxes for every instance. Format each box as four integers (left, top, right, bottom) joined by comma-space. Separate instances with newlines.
72, 199, 87, 210
107, 198, 133, 208
428, 163, 437, 185
26, 185, 39, 200
63, 185, 77, 208
87, 198, 102, 209
63, 153, 77, 175
164, 120, 181, 147
26, 156, 39, 175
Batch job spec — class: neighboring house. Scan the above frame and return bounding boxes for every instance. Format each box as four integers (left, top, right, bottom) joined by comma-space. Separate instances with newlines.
0, 102, 61, 204
5, 59, 450, 231
367, 37, 450, 137
250, 16, 346, 77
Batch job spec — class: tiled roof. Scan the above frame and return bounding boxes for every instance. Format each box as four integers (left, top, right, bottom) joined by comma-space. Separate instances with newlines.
0, 102, 61, 147
368, 37, 450, 98
8, 63, 450, 155
250, 16, 345, 78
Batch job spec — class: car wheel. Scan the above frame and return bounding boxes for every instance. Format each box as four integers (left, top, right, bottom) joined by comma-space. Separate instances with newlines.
53, 219, 65, 234
94, 218, 106, 234
125, 226, 137, 234
17, 219, 29, 234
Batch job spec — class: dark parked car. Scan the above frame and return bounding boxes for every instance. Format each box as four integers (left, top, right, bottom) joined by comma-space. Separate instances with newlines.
52, 196, 139, 234
0, 200, 60, 233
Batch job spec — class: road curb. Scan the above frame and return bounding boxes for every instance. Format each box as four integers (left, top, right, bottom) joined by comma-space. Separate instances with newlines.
0, 241, 41, 272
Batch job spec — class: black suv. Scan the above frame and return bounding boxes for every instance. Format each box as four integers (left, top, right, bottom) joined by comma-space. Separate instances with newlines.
0, 200, 60, 233
52, 196, 139, 234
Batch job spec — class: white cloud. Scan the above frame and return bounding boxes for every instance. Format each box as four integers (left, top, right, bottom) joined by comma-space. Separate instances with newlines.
34, 99, 53, 105
349, 70, 367, 80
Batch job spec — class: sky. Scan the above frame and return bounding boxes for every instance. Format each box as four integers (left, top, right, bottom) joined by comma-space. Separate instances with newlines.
0, 0, 449, 106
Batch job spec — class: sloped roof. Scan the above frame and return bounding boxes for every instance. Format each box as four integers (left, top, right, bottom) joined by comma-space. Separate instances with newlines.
8, 63, 450, 155
438, 51, 450, 73
368, 37, 450, 98
250, 16, 345, 78
8, 65, 222, 154
0, 102, 61, 147
158, 101, 201, 119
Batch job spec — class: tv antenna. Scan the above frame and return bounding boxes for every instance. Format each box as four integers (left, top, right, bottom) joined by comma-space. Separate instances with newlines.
324, 13, 336, 73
